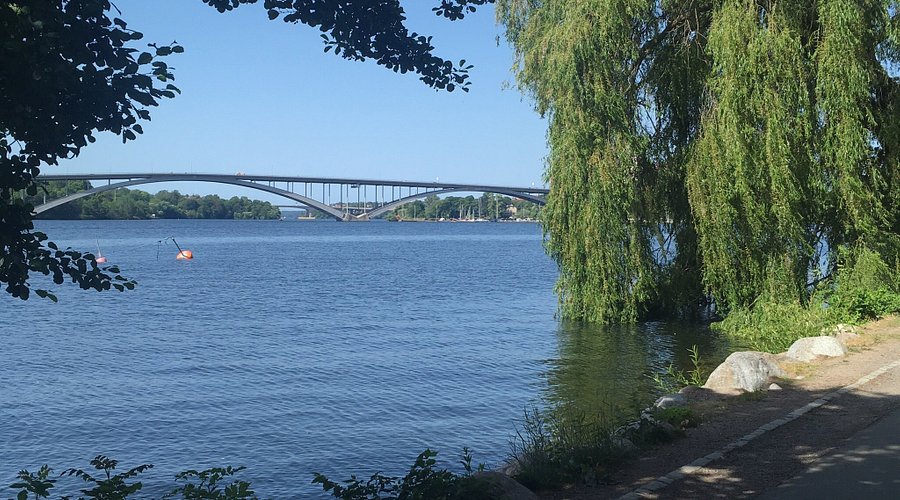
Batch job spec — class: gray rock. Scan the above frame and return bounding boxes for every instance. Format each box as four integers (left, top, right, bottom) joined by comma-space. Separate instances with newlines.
768, 383, 782, 391
471, 471, 538, 500
611, 436, 639, 453
654, 393, 688, 409
703, 351, 786, 394
835, 331, 861, 346
785, 336, 847, 362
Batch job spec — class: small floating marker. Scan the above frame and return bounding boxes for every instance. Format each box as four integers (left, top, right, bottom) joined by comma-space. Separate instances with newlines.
95, 239, 107, 263
158, 236, 194, 261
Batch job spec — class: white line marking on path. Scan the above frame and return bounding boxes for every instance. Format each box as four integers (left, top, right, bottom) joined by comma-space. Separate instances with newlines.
617, 358, 900, 500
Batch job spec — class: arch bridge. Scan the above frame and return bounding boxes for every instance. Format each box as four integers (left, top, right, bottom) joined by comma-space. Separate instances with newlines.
33, 173, 548, 221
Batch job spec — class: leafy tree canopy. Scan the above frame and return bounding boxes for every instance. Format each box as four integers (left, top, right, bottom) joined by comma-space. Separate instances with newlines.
497, 0, 900, 322
0, 0, 490, 300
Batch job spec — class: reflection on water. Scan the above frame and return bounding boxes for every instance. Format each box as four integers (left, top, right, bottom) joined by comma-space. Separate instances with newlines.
1, 219, 743, 497
544, 320, 734, 423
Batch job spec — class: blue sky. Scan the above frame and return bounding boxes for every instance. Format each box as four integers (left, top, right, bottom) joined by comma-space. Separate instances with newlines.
58, 1, 548, 201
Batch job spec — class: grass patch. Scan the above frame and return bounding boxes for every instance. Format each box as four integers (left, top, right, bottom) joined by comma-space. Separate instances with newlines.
510, 404, 702, 491
715, 246, 900, 353
510, 408, 632, 491
714, 299, 830, 353
654, 406, 699, 429
649, 345, 708, 393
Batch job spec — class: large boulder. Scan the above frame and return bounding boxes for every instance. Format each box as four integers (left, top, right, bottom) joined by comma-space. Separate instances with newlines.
785, 336, 847, 362
703, 351, 786, 394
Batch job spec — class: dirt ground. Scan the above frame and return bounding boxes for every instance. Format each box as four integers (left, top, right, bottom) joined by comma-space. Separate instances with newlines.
538, 316, 900, 500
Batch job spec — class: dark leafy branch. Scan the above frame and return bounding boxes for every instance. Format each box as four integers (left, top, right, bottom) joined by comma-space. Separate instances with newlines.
1, 0, 492, 301
201, 0, 497, 92
1, 0, 180, 300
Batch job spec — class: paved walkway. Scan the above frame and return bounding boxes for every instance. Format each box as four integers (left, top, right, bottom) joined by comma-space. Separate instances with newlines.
542, 321, 900, 500
760, 406, 900, 499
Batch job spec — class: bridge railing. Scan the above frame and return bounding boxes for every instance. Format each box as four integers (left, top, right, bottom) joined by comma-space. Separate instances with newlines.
32, 173, 548, 221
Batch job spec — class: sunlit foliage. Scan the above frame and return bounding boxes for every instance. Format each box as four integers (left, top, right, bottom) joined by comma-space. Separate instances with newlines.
497, 0, 900, 322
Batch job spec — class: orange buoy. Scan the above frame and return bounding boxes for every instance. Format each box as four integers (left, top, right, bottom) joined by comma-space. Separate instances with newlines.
161, 236, 193, 261
95, 240, 107, 263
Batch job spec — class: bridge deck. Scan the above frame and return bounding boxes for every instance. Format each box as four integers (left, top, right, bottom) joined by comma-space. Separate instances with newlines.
33, 173, 548, 221
36, 173, 548, 195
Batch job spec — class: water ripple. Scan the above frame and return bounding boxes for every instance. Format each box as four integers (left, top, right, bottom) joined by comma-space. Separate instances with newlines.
0, 220, 731, 498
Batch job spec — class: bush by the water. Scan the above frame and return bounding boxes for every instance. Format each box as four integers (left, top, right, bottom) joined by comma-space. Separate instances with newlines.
509, 407, 632, 491
828, 247, 900, 323
715, 246, 900, 353
312, 448, 497, 500
508, 403, 701, 492
649, 345, 707, 393
653, 406, 700, 430
8, 456, 256, 500
7, 451, 496, 500
715, 299, 831, 353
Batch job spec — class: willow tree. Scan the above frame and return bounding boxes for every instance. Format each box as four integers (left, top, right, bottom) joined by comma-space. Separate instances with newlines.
497, 0, 900, 323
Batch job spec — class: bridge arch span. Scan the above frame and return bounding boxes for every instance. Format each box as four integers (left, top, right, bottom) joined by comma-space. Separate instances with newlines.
365, 188, 546, 220
34, 175, 347, 221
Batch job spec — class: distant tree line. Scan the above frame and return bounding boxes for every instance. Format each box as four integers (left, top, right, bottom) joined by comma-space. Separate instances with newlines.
1, 0, 484, 301
384, 193, 541, 220
27, 181, 281, 220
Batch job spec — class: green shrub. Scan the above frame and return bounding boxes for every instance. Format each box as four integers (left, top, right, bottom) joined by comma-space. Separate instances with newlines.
715, 299, 830, 353
624, 416, 681, 446
831, 288, 900, 323
650, 345, 706, 393
653, 407, 699, 430
715, 245, 900, 353
61, 455, 153, 500
9, 465, 56, 500
312, 448, 493, 500
510, 408, 631, 491
164, 466, 256, 499
7, 458, 252, 500
828, 246, 900, 322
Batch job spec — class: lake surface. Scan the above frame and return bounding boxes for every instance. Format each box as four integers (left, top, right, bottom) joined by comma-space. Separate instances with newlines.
1, 220, 730, 498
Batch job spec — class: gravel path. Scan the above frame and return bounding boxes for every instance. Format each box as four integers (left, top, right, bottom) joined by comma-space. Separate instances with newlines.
539, 317, 900, 500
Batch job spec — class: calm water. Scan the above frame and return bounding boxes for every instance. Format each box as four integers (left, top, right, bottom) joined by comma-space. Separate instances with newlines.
1, 220, 730, 498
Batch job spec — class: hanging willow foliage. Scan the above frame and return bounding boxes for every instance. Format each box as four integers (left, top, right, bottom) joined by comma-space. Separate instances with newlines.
497, 0, 900, 322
